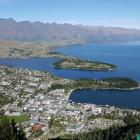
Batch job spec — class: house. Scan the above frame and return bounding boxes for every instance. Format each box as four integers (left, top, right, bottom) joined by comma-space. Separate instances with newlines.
7, 111, 21, 116
66, 123, 84, 132
92, 107, 102, 115
32, 124, 44, 132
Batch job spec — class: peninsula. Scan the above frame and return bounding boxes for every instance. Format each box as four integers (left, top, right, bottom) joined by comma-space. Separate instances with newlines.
48, 77, 139, 94
53, 58, 117, 71
0, 40, 117, 72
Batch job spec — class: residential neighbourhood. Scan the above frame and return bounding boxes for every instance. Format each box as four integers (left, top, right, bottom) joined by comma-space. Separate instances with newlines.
0, 65, 140, 139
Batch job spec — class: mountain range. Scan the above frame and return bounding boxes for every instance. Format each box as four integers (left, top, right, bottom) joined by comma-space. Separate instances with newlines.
0, 18, 140, 43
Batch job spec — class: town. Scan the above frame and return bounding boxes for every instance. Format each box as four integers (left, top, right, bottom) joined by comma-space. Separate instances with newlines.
0, 65, 140, 139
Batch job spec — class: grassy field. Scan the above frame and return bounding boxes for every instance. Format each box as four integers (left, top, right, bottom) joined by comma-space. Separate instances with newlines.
7, 113, 29, 123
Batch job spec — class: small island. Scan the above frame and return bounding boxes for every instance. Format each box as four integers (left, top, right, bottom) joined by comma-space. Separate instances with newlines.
53, 58, 117, 71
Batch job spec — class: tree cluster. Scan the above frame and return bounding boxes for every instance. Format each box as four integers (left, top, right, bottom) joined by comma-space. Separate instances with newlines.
0, 116, 27, 140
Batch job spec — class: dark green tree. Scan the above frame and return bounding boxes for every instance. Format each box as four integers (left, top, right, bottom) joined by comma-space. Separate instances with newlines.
0, 116, 27, 140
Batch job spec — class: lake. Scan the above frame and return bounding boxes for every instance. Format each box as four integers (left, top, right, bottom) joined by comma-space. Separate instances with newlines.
55, 44, 140, 82
0, 44, 140, 109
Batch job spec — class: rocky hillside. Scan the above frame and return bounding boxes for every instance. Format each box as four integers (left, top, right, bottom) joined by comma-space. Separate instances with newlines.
0, 18, 140, 43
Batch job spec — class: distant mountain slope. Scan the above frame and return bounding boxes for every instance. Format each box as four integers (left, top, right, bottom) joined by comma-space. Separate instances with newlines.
0, 18, 140, 43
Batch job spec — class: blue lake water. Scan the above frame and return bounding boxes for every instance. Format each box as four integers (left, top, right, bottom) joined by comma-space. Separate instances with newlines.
0, 44, 140, 109
55, 44, 140, 82
69, 89, 140, 109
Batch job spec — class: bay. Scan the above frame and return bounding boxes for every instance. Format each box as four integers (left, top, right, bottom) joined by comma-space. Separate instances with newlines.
69, 89, 140, 109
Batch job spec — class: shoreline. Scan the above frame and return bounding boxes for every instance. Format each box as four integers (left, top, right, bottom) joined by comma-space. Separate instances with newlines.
0, 52, 118, 72
73, 85, 140, 92
0, 43, 140, 97
53, 65, 117, 72
0, 56, 139, 93
53, 57, 117, 72
66, 85, 140, 102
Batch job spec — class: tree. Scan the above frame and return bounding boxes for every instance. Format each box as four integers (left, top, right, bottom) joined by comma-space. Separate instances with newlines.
0, 116, 27, 140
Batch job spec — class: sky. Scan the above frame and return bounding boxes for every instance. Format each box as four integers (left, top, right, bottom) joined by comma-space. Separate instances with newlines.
0, 0, 140, 29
